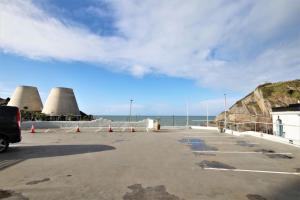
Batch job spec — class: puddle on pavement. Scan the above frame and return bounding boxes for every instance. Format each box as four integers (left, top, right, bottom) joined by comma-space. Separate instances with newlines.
123, 184, 183, 200
266, 154, 293, 159
246, 194, 267, 200
193, 152, 216, 157
113, 139, 128, 143
236, 140, 256, 147
179, 138, 218, 151
254, 149, 293, 159
255, 149, 275, 153
26, 178, 50, 185
0, 189, 28, 200
197, 160, 236, 169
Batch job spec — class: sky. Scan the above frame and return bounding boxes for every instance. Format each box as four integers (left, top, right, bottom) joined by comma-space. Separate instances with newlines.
0, 0, 299, 116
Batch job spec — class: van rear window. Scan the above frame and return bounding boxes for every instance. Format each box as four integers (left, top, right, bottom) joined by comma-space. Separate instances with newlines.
0, 107, 17, 122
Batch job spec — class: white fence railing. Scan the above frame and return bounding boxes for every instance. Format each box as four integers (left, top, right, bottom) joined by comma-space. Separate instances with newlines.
217, 120, 300, 144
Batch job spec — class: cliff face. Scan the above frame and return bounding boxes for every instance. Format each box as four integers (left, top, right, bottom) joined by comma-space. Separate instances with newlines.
215, 80, 300, 123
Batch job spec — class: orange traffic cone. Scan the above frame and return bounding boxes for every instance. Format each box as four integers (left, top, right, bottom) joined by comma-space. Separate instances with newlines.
130, 126, 135, 132
30, 124, 35, 134
76, 125, 80, 133
108, 124, 113, 133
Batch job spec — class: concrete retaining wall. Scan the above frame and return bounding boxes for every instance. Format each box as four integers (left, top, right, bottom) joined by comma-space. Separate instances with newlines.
191, 126, 218, 131
22, 118, 150, 131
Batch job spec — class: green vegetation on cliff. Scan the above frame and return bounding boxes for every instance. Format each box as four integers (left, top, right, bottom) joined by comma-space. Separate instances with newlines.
216, 79, 300, 123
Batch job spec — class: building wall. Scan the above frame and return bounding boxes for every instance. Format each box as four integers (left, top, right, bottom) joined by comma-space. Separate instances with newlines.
8, 86, 43, 111
42, 87, 80, 116
272, 111, 300, 141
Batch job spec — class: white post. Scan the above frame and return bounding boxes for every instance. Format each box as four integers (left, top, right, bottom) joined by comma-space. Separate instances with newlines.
224, 94, 227, 131
206, 102, 209, 127
186, 102, 189, 127
129, 99, 133, 122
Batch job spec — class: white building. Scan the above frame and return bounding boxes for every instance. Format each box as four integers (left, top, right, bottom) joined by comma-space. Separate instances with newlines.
271, 104, 300, 142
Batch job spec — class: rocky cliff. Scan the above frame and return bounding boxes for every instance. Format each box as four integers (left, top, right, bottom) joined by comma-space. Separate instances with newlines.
215, 80, 300, 123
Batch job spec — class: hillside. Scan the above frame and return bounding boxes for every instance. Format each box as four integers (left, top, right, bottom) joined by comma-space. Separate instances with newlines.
0, 97, 10, 106
215, 80, 300, 123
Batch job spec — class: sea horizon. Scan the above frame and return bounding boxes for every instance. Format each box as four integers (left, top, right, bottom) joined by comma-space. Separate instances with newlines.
94, 115, 216, 126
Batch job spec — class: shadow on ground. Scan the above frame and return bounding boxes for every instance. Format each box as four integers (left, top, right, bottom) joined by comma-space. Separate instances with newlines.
0, 144, 115, 170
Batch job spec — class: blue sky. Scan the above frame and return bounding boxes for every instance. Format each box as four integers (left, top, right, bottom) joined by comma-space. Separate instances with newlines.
0, 0, 300, 115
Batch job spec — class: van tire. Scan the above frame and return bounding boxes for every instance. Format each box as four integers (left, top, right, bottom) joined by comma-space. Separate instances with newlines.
0, 135, 9, 153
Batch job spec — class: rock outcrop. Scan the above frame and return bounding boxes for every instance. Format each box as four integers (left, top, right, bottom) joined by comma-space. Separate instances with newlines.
215, 80, 300, 123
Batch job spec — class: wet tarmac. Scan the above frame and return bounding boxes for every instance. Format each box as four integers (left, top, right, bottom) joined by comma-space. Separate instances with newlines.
236, 140, 256, 147
197, 160, 236, 169
178, 138, 218, 151
123, 184, 183, 200
26, 178, 50, 185
246, 194, 267, 200
0, 189, 28, 200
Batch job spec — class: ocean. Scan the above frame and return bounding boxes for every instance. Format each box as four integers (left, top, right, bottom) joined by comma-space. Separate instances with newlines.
93, 115, 216, 126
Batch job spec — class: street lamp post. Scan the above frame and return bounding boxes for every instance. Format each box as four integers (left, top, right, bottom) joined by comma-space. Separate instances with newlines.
129, 99, 133, 122
206, 102, 209, 127
224, 94, 227, 131
186, 102, 189, 127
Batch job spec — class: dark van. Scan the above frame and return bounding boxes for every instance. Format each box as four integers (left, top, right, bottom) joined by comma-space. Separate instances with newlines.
0, 106, 21, 153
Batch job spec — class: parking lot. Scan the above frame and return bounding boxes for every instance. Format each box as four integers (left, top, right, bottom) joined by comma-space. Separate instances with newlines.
1, 128, 300, 200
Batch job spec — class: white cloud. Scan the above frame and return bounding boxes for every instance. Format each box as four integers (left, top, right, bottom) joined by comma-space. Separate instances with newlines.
0, 0, 300, 91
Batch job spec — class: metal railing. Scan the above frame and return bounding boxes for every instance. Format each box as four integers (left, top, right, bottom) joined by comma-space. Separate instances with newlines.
217, 120, 300, 143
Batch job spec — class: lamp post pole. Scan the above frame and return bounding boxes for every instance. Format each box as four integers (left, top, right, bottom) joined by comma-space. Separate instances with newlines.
186, 102, 189, 127
224, 94, 227, 131
206, 102, 209, 127
129, 99, 133, 122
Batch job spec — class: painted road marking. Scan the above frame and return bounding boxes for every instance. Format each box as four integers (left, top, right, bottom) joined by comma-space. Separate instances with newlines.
184, 136, 237, 138
185, 142, 259, 145
193, 151, 292, 155
203, 167, 300, 176
0, 159, 23, 170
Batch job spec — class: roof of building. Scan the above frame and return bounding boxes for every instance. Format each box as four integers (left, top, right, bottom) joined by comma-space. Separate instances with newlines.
272, 103, 300, 112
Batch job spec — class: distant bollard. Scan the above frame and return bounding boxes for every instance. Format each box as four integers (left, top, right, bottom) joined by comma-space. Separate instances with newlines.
108, 124, 113, 132
130, 126, 135, 132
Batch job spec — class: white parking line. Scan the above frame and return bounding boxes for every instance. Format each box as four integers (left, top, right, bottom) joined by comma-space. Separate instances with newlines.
193, 151, 292, 155
203, 167, 300, 176
184, 136, 237, 138
185, 142, 259, 145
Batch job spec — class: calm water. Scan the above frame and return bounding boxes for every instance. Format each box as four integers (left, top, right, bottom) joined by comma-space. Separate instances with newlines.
94, 115, 216, 126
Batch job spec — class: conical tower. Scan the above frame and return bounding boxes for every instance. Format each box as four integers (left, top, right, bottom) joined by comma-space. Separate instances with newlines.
42, 87, 80, 116
8, 86, 43, 111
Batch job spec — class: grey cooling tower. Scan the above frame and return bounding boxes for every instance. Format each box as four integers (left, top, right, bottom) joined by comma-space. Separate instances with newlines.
8, 86, 43, 111
42, 87, 80, 116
